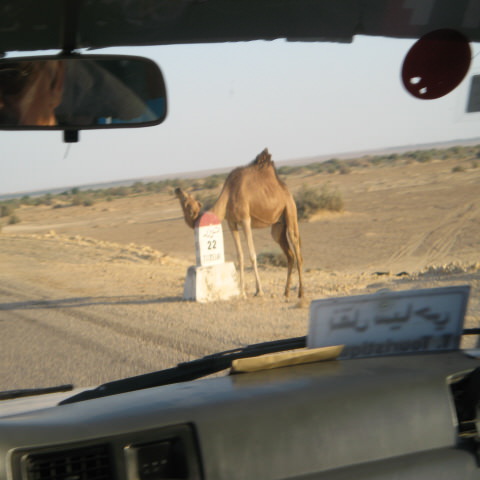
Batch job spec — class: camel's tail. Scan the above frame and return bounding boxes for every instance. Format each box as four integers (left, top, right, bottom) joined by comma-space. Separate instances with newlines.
284, 200, 303, 265
282, 199, 304, 298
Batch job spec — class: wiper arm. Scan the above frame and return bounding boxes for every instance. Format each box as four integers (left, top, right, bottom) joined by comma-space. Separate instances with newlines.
59, 336, 306, 405
0, 384, 73, 401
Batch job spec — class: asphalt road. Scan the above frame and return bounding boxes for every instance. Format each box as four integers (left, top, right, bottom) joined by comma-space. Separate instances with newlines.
0, 235, 311, 392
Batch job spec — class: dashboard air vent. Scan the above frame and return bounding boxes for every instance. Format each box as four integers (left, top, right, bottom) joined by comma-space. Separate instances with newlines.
23, 444, 113, 480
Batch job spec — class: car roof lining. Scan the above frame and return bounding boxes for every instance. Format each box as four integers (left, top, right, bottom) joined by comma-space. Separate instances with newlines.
2, 0, 480, 54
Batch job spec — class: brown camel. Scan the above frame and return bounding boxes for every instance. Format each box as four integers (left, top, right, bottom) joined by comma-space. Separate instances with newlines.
175, 148, 304, 298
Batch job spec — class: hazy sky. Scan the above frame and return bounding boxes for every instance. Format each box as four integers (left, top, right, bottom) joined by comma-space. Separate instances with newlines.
1, 35, 480, 195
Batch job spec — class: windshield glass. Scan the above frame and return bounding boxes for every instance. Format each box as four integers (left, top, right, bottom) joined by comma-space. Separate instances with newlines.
0, 35, 479, 391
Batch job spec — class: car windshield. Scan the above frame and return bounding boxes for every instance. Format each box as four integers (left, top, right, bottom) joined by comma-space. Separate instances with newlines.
0, 34, 479, 392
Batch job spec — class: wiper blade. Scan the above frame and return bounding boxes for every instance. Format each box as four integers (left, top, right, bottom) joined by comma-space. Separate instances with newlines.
57, 327, 480, 406
59, 336, 307, 405
0, 384, 73, 401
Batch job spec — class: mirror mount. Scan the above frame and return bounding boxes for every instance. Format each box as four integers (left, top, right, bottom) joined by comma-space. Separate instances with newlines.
61, 0, 80, 143
61, 0, 82, 57
64, 129, 79, 143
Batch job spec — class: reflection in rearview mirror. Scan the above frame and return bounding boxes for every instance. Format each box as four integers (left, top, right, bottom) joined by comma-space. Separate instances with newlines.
0, 55, 167, 129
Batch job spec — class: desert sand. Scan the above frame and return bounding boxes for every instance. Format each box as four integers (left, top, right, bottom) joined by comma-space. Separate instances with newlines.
1, 157, 479, 391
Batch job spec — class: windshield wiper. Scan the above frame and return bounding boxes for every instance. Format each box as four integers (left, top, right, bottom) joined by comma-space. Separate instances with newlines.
59, 336, 307, 405
0, 384, 73, 401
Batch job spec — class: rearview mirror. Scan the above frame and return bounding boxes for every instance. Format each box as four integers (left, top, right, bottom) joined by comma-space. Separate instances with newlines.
0, 55, 167, 130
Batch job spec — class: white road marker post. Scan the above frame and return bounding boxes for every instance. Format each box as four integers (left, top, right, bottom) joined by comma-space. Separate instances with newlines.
195, 211, 225, 267
183, 212, 240, 302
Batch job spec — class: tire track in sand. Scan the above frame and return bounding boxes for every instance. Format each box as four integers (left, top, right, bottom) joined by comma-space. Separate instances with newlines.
389, 202, 478, 267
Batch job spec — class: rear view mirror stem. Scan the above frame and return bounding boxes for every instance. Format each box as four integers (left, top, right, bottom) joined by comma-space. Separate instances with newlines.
64, 130, 79, 143
61, 0, 80, 142
61, 0, 82, 56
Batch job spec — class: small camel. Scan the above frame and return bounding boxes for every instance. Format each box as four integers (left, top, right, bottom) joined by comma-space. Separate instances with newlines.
175, 148, 304, 298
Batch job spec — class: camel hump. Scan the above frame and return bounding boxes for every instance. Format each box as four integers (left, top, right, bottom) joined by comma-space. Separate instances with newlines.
251, 148, 274, 168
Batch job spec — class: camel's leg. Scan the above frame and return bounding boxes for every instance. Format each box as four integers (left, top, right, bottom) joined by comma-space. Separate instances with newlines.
271, 222, 294, 298
230, 226, 246, 298
290, 231, 304, 298
285, 202, 304, 298
293, 239, 304, 298
242, 218, 264, 297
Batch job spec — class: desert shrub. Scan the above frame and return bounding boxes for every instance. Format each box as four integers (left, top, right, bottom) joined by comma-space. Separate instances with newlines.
143, 182, 155, 192
191, 180, 203, 190
452, 165, 466, 173
82, 196, 95, 207
447, 146, 465, 157
295, 184, 344, 220
42, 193, 53, 205
305, 162, 325, 174
109, 186, 130, 197
159, 181, 174, 192
66, 193, 94, 207
203, 175, 223, 189
169, 178, 195, 192
415, 150, 434, 163
278, 166, 294, 175
325, 158, 340, 167
367, 154, 400, 166
277, 165, 305, 176
71, 194, 83, 206
348, 158, 370, 168
369, 156, 384, 166
8, 215, 20, 225
0, 203, 15, 218
257, 250, 287, 267
132, 181, 145, 193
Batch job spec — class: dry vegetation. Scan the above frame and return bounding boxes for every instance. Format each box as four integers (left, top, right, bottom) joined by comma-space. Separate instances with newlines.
3, 144, 479, 228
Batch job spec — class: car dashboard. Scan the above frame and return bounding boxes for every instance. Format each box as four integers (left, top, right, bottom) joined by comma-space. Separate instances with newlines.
2, 351, 480, 480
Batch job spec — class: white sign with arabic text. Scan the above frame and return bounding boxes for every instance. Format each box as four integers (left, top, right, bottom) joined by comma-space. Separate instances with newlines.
308, 286, 470, 359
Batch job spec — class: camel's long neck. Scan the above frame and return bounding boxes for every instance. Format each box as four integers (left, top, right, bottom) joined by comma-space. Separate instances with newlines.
209, 186, 229, 221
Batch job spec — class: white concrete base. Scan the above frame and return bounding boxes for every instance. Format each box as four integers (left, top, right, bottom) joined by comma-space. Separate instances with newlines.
183, 262, 240, 302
